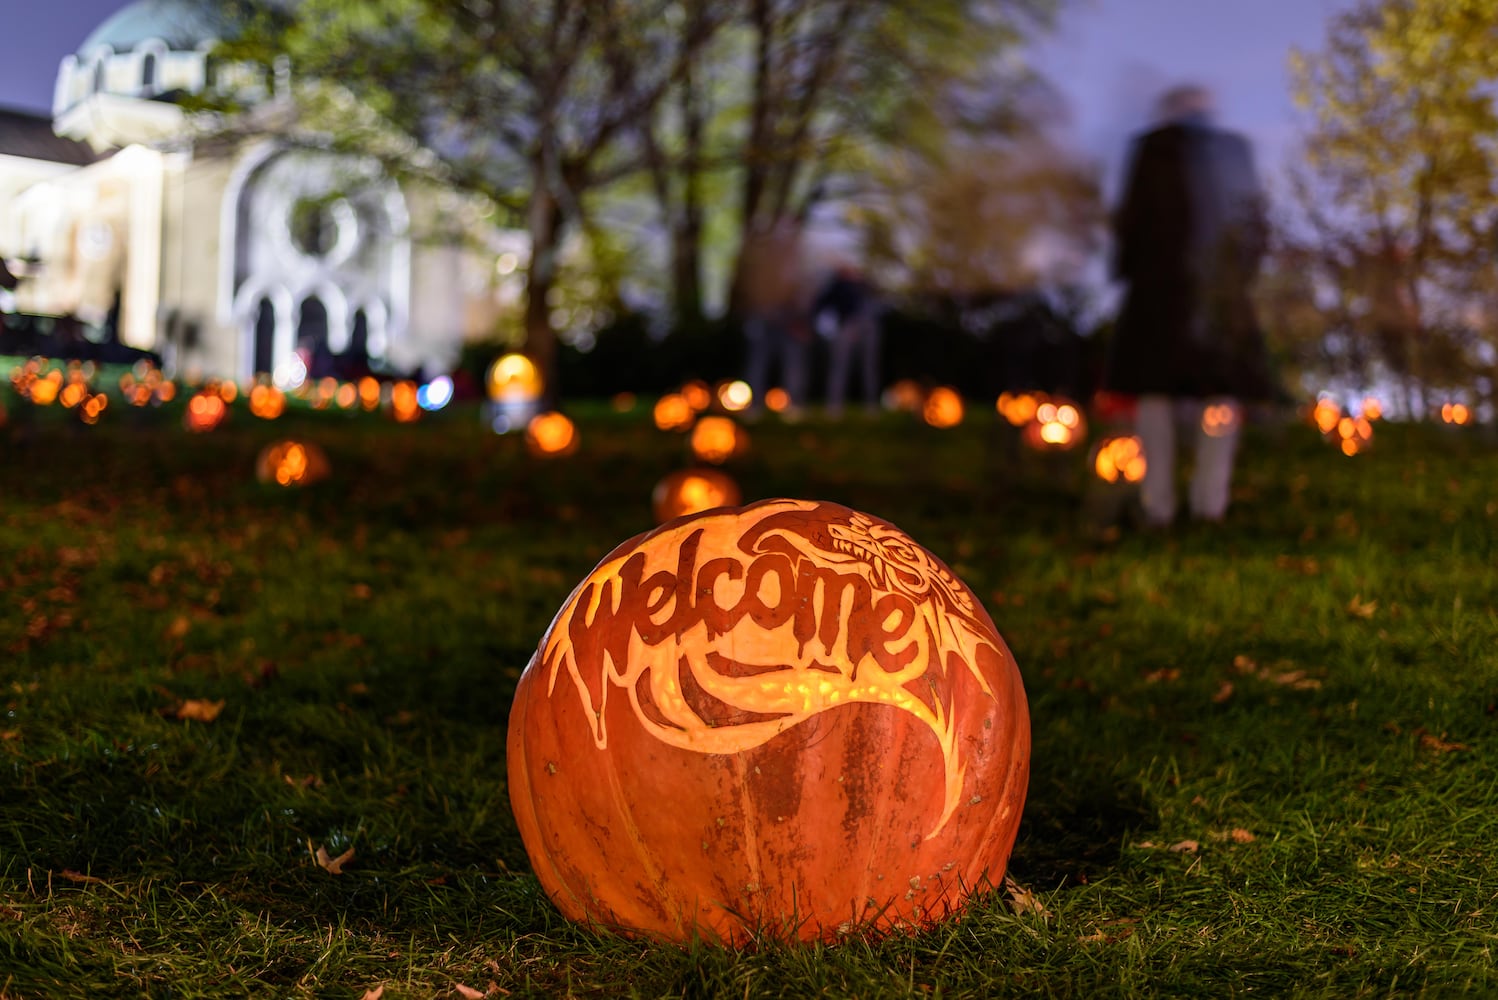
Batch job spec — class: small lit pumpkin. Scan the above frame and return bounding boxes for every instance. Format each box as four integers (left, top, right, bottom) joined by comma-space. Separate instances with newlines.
28, 370, 62, 405
1361, 397, 1382, 421
358, 376, 382, 411
508, 498, 1029, 944
653, 393, 696, 432
680, 380, 713, 412
526, 411, 579, 457
688, 416, 748, 465
922, 386, 964, 428
488, 352, 543, 403
1200, 402, 1239, 438
1311, 397, 1341, 436
184, 391, 227, 432
716, 380, 753, 413
1022, 398, 1086, 451
249, 384, 286, 420
650, 467, 742, 523
390, 381, 421, 423
1335, 415, 1374, 456
1440, 402, 1471, 426
883, 379, 924, 413
1092, 434, 1147, 484
255, 440, 330, 487
79, 392, 108, 425
763, 387, 791, 413
996, 391, 1042, 427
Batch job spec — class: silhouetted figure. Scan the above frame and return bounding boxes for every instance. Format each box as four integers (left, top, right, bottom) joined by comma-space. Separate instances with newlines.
739, 219, 811, 418
1105, 84, 1274, 526
814, 263, 882, 417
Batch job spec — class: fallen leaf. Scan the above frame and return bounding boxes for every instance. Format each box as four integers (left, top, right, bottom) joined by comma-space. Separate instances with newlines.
175, 699, 225, 723
1232, 655, 1257, 674
314, 843, 355, 875
1418, 731, 1469, 754
359, 988, 385, 1000
1003, 876, 1051, 918
1230, 829, 1257, 844
165, 615, 191, 640
1212, 681, 1235, 704
1346, 595, 1377, 619
1167, 840, 1200, 854
1132, 841, 1157, 849
454, 984, 486, 1000
283, 773, 324, 789
1143, 668, 1181, 684
351, 584, 372, 600
0, 730, 19, 742
60, 869, 105, 884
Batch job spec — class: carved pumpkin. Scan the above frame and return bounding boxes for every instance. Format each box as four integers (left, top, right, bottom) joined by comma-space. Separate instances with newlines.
689, 416, 748, 465
249, 384, 286, 420
255, 440, 330, 487
995, 391, 1042, 427
1200, 402, 1238, 438
507, 498, 1030, 945
184, 391, 227, 432
653, 393, 695, 432
922, 386, 964, 428
650, 467, 742, 523
1335, 415, 1374, 456
488, 353, 543, 403
390, 381, 421, 423
1312, 397, 1341, 435
526, 411, 579, 457
1092, 434, 1147, 484
1021, 398, 1086, 451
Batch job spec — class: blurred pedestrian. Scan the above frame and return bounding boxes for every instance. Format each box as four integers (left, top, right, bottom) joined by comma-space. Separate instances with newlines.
1105, 84, 1275, 527
738, 219, 811, 418
814, 263, 882, 418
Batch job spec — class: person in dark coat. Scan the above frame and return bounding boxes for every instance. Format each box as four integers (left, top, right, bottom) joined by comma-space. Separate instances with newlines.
1105, 84, 1274, 526
813, 263, 882, 417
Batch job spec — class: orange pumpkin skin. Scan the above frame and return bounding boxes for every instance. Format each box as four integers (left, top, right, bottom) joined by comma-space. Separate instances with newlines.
507, 498, 1029, 945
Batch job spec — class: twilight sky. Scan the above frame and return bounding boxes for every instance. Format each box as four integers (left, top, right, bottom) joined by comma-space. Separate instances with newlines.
4, 0, 1353, 197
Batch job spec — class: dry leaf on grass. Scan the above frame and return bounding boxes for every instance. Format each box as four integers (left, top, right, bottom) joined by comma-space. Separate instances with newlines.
175, 699, 225, 723
1143, 668, 1181, 684
359, 988, 385, 1000
1417, 730, 1469, 754
1003, 876, 1051, 918
1167, 840, 1200, 854
453, 984, 486, 1000
1212, 681, 1235, 704
60, 869, 105, 884
313, 842, 355, 875
165, 615, 192, 640
1346, 595, 1378, 619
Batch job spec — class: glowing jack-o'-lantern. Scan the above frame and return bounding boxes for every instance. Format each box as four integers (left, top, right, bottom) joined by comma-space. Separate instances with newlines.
508, 498, 1029, 944
255, 440, 330, 487
716, 380, 752, 412
1335, 415, 1374, 456
185, 391, 227, 432
653, 393, 696, 432
922, 386, 964, 428
1200, 402, 1238, 438
79, 393, 108, 425
689, 416, 748, 464
249, 384, 286, 420
651, 467, 742, 523
526, 411, 579, 457
1440, 402, 1471, 426
764, 387, 791, 413
1092, 434, 1147, 484
28, 370, 62, 405
883, 379, 924, 413
996, 391, 1042, 427
1361, 397, 1382, 421
1312, 397, 1341, 436
680, 380, 713, 412
488, 353, 543, 403
1022, 398, 1086, 451
390, 381, 421, 423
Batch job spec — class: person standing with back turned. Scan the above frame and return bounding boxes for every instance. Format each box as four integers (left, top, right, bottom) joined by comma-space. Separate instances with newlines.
1105, 84, 1275, 528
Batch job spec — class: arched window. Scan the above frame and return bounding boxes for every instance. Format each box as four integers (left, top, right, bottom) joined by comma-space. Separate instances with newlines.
141, 52, 157, 90
298, 297, 332, 377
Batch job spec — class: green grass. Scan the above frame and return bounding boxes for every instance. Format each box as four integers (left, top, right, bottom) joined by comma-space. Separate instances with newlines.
2, 395, 1496, 998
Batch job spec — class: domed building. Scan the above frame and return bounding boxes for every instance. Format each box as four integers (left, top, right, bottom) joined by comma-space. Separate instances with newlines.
0, 0, 522, 382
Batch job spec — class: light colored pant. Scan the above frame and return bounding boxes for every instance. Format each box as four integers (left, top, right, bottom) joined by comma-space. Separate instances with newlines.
1135, 394, 1242, 525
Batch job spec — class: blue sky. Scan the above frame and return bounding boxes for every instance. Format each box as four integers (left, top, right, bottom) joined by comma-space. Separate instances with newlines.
5, 0, 1353, 197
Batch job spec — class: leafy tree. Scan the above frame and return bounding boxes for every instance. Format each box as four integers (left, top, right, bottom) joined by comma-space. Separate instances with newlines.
216, 0, 732, 398
1289, 0, 1498, 415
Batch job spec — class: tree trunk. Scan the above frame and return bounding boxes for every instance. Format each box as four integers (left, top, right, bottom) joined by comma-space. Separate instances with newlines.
525, 178, 564, 407
673, 58, 706, 330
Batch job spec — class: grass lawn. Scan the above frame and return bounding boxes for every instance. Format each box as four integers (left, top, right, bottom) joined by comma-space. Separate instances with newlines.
2, 393, 1496, 998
